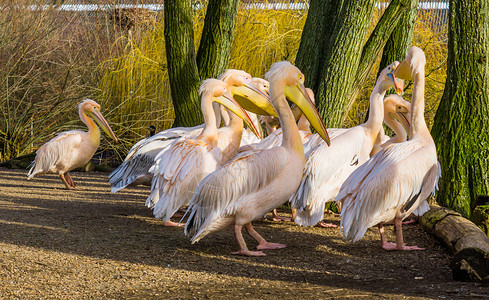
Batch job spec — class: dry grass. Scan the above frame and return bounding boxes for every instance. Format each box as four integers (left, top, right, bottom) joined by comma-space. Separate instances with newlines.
0, 1, 448, 163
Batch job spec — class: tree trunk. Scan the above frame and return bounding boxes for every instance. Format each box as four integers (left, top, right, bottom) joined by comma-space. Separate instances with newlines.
313, 0, 376, 127
376, 0, 418, 76
431, 0, 489, 217
349, 0, 412, 104
196, 0, 239, 80
294, 0, 340, 92
164, 0, 203, 127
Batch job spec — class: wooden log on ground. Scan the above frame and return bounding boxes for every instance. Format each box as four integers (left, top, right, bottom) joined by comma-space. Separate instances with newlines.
420, 205, 489, 284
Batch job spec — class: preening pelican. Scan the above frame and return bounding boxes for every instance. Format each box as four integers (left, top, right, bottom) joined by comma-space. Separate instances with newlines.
147, 79, 261, 227
290, 62, 403, 228
109, 70, 271, 193
184, 61, 330, 256
27, 99, 118, 189
337, 46, 439, 250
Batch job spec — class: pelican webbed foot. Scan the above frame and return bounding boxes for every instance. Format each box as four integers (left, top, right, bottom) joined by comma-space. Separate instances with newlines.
162, 220, 184, 227
316, 221, 338, 228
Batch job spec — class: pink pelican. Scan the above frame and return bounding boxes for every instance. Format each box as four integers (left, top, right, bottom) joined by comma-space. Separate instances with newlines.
337, 46, 439, 250
184, 61, 330, 256
146, 79, 261, 226
27, 99, 118, 189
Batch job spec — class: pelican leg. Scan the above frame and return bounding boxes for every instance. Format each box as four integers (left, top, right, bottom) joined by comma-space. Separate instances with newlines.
378, 223, 396, 249
383, 218, 425, 251
231, 224, 266, 256
64, 173, 76, 188
60, 174, 77, 190
245, 222, 286, 250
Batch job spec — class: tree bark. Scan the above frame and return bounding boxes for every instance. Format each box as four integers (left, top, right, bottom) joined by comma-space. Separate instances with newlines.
349, 0, 412, 105
196, 0, 239, 80
431, 0, 489, 217
164, 0, 203, 127
313, 0, 376, 127
376, 0, 418, 76
295, 0, 341, 92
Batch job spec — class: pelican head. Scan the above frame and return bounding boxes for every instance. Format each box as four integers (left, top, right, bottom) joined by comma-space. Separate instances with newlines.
384, 94, 411, 134
200, 79, 261, 139
251, 77, 270, 94
219, 69, 277, 118
394, 46, 426, 81
79, 99, 118, 142
265, 61, 330, 145
378, 61, 404, 95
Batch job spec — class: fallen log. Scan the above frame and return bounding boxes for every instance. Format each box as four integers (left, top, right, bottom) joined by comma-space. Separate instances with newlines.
420, 205, 489, 284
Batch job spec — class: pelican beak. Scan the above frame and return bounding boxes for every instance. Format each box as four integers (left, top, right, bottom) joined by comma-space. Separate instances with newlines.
87, 109, 118, 143
284, 82, 330, 146
214, 91, 262, 139
387, 72, 404, 95
394, 58, 413, 81
228, 84, 278, 118
395, 111, 411, 135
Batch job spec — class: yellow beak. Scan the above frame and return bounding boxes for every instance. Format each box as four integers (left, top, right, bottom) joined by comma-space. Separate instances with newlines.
394, 111, 411, 135
214, 91, 262, 139
228, 84, 279, 118
88, 109, 118, 143
284, 83, 330, 146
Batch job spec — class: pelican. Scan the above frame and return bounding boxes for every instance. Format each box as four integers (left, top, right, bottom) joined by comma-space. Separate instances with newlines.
337, 46, 439, 250
184, 61, 330, 256
290, 67, 406, 228
27, 99, 118, 189
147, 79, 261, 227
109, 70, 271, 193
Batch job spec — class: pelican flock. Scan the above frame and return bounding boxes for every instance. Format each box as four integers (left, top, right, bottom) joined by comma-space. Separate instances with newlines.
26, 46, 439, 256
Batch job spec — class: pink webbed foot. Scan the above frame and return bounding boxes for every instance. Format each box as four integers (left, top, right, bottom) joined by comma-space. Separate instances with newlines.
256, 242, 287, 250
231, 249, 266, 256
382, 242, 425, 251
316, 221, 338, 228
402, 219, 418, 225
162, 220, 184, 227
272, 216, 291, 222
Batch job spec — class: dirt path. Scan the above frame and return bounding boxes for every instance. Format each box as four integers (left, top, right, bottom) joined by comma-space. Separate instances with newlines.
0, 167, 487, 299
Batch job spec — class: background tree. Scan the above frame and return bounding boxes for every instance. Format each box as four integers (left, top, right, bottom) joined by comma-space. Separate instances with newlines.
164, 0, 202, 127
432, 0, 489, 217
295, 0, 410, 127
165, 0, 239, 127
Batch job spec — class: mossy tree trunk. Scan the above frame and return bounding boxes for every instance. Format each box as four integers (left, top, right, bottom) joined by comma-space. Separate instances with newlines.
165, 0, 239, 127
376, 0, 418, 76
296, 0, 410, 127
431, 0, 489, 217
196, 0, 239, 80
164, 0, 202, 127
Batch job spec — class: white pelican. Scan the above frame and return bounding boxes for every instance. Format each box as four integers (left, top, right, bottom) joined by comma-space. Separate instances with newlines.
109, 70, 271, 193
27, 99, 118, 189
337, 46, 439, 250
184, 61, 330, 256
147, 79, 261, 226
290, 67, 406, 228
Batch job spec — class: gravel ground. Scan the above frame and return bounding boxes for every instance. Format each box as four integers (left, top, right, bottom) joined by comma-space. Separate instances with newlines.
0, 167, 488, 299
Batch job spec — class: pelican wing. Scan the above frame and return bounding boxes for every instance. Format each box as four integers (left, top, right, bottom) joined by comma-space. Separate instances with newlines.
185, 147, 288, 242
27, 130, 84, 178
291, 126, 365, 227
337, 140, 438, 242
109, 127, 202, 193
146, 138, 222, 221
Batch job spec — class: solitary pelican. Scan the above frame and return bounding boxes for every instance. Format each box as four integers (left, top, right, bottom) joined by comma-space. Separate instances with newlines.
27, 99, 118, 189
147, 79, 261, 226
184, 61, 330, 256
109, 70, 270, 193
337, 46, 439, 250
